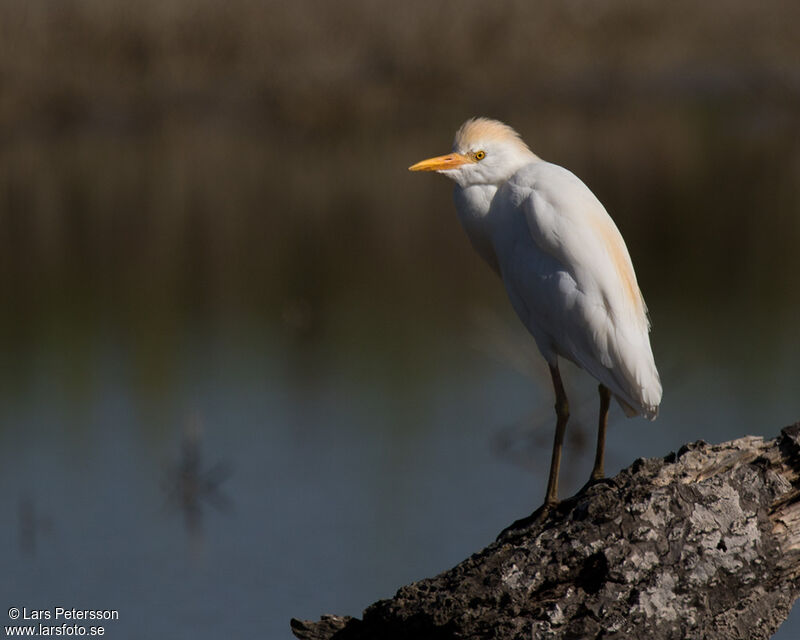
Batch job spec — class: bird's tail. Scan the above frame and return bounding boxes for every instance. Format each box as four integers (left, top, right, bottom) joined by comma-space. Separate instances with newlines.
575, 331, 662, 420
609, 347, 662, 420
616, 394, 659, 420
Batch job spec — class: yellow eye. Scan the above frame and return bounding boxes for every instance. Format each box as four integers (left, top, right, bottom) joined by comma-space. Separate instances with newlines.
474, 150, 486, 160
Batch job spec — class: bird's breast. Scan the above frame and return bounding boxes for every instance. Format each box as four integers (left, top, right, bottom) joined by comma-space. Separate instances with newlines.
454, 184, 500, 274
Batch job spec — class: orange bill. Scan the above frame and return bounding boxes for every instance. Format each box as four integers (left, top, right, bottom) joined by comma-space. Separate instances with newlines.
408, 153, 473, 172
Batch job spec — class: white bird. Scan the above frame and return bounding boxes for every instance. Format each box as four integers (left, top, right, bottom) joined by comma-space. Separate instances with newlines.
409, 117, 661, 507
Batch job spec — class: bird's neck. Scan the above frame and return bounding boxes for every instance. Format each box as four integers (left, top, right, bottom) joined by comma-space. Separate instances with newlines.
454, 184, 501, 274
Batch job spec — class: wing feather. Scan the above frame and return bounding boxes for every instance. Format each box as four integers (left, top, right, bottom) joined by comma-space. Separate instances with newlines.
490, 162, 662, 418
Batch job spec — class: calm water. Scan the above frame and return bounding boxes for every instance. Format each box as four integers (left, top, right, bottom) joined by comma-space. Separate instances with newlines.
1, 294, 798, 638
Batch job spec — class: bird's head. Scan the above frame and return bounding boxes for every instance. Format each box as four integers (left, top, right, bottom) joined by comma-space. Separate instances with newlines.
409, 117, 538, 188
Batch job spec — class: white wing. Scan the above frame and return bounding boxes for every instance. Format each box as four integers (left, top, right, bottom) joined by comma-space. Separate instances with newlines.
489, 161, 662, 418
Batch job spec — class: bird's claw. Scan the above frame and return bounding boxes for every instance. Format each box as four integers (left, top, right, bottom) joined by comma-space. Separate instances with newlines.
581, 475, 614, 493
496, 502, 555, 541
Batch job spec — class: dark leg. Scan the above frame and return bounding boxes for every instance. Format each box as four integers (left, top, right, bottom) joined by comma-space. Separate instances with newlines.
590, 384, 611, 481
544, 363, 569, 507
496, 363, 571, 539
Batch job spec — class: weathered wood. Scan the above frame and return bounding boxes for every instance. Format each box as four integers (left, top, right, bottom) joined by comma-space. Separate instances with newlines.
291, 423, 800, 640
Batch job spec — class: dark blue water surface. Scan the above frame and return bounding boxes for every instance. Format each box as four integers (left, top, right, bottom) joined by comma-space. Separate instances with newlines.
1, 299, 798, 639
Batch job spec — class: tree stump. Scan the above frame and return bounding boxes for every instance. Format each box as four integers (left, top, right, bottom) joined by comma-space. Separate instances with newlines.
291, 423, 800, 640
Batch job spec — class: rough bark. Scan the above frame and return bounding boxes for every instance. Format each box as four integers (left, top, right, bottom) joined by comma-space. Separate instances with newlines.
291, 423, 800, 640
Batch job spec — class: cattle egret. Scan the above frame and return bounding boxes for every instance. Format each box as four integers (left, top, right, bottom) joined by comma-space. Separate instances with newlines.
409, 118, 661, 507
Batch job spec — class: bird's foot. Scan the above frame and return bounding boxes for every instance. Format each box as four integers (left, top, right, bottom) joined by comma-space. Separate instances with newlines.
496, 502, 555, 541
583, 474, 614, 489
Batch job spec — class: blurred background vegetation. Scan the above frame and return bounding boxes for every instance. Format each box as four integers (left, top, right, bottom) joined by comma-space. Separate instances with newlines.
1, 0, 798, 368
1, 1, 799, 637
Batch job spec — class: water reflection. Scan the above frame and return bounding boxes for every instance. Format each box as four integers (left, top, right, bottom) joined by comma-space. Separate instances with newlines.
491, 404, 593, 473
17, 495, 53, 557
162, 416, 233, 548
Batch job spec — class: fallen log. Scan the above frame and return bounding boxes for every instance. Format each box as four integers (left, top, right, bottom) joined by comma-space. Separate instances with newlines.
291, 423, 800, 640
